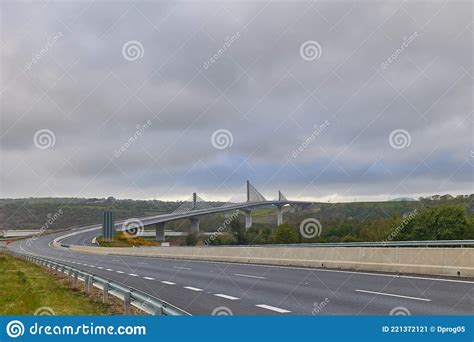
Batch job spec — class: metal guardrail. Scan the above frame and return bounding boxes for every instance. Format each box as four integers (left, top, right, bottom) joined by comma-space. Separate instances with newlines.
223, 240, 474, 248
18, 254, 189, 316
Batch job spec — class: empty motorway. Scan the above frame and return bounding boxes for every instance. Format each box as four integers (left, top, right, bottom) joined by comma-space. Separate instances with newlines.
8, 228, 474, 316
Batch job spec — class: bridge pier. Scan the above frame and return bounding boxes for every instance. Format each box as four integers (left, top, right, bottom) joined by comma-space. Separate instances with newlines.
277, 205, 283, 226
190, 217, 200, 235
244, 210, 252, 229
155, 222, 165, 242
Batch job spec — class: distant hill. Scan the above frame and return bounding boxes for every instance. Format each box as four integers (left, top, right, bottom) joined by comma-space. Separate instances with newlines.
389, 197, 417, 202
0, 195, 473, 232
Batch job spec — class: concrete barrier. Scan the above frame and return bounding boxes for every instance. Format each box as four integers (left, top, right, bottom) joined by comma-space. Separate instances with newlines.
68, 245, 474, 278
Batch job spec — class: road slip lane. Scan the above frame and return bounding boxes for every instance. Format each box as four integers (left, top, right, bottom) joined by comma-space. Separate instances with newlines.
355, 289, 432, 302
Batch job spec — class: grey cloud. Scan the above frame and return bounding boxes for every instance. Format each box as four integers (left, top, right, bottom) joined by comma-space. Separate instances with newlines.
0, 0, 472, 201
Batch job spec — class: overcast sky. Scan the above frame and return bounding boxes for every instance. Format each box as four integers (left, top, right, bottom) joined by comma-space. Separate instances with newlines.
0, 0, 472, 202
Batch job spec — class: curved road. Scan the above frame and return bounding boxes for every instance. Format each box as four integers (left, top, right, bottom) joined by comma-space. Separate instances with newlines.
8, 227, 474, 316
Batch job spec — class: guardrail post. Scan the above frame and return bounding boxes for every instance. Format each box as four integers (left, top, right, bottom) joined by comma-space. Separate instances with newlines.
73, 270, 78, 287
84, 275, 90, 293
103, 282, 109, 303
153, 305, 163, 316
88, 276, 94, 293
123, 291, 131, 315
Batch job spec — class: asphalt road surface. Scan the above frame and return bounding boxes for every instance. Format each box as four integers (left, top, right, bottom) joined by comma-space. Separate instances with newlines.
8, 228, 474, 316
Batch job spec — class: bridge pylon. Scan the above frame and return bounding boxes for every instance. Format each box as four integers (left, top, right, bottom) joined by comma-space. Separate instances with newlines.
278, 191, 288, 201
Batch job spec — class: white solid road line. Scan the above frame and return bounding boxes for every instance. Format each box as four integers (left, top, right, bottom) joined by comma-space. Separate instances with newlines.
161, 281, 176, 285
355, 289, 431, 302
256, 304, 291, 313
173, 266, 192, 270
234, 273, 266, 279
143, 276, 155, 280
184, 286, 203, 292
214, 294, 240, 300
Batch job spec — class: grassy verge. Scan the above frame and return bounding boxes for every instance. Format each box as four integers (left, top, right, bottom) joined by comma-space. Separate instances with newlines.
0, 251, 117, 315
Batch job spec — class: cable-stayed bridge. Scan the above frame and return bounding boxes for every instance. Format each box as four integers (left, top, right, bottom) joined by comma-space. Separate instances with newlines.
118, 180, 312, 241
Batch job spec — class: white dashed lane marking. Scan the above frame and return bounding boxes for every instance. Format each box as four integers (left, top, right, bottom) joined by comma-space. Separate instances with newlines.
214, 294, 239, 300
143, 277, 155, 280
116, 271, 125, 274
234, 273, 266, 279
129, 274, 139, 277
184, 286, 203, 292
173, 266, 192, 270
161, 281, 176, 285
255, 304, 291, 313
